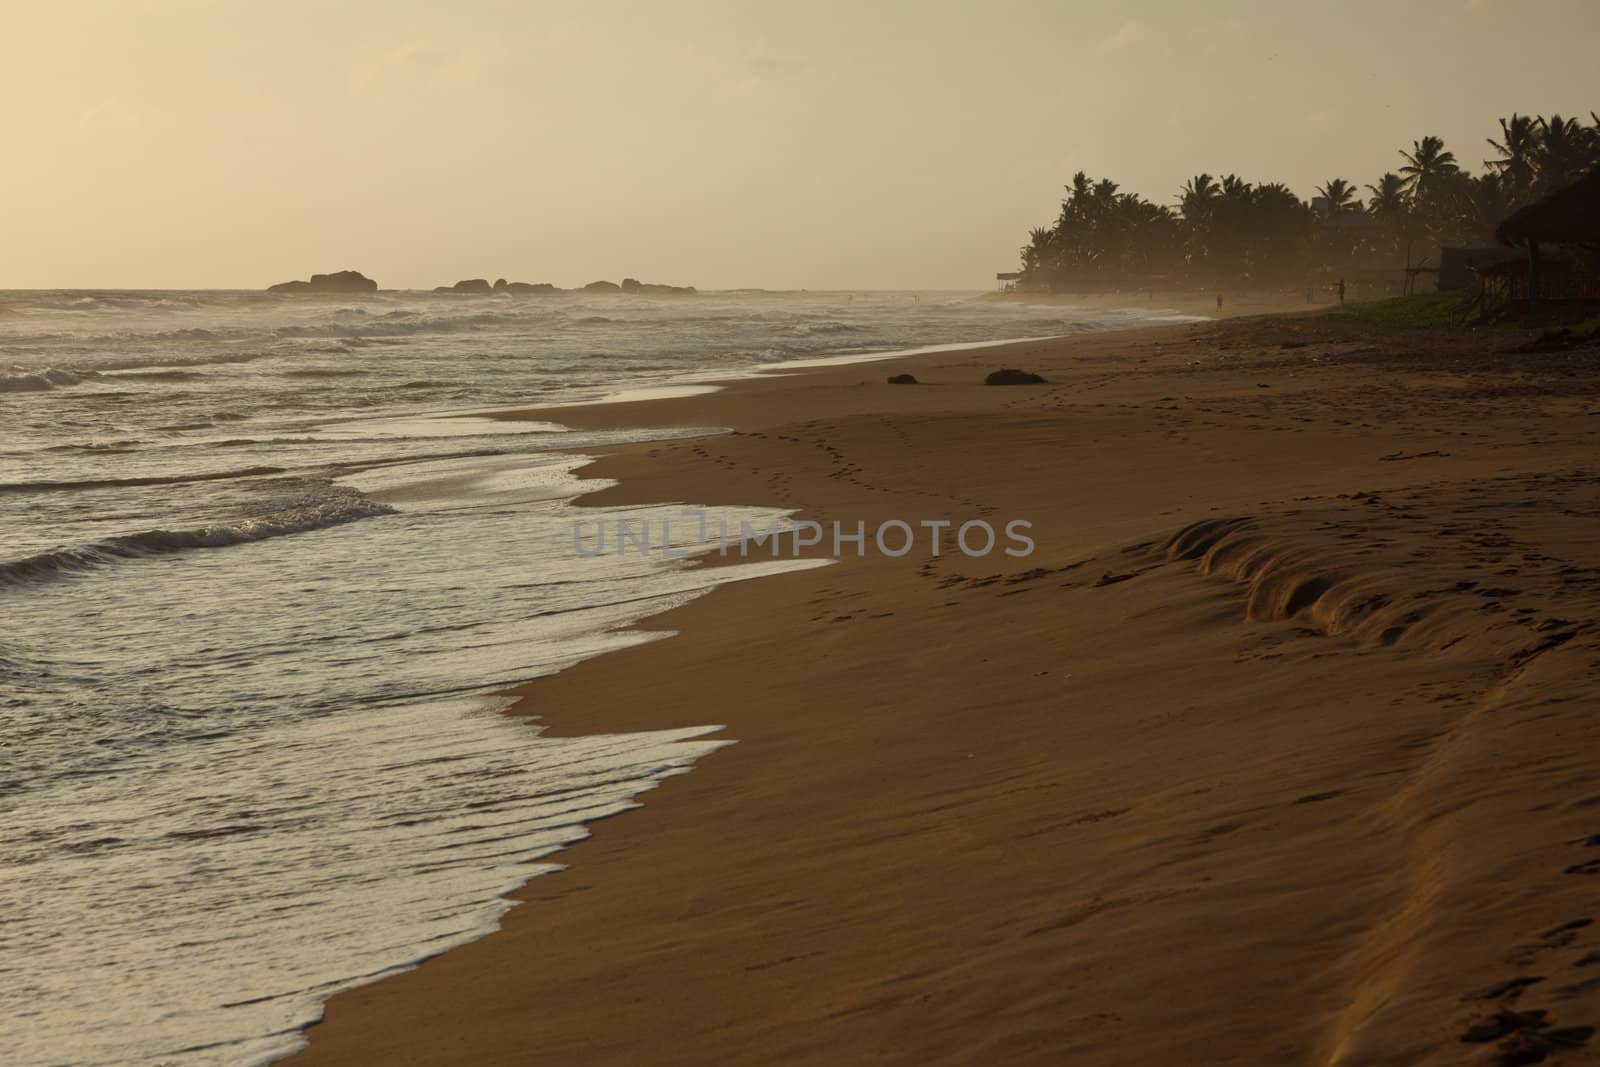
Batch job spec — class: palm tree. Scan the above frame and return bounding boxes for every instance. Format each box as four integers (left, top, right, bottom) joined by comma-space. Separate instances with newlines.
1486, 114, 1538, 196
1219, 174, 1252, 201
1537, 114, 1587, 190
1174, 174, 1221, 278
1398, 135, 1458, 199
1365, 173, 1408, 217
1459, 172, 1512, 237
1316, 178, 1357, 218
1020, 226, 1057, 280
1178, 174, 1220, 221
1364, 173, 1411, 262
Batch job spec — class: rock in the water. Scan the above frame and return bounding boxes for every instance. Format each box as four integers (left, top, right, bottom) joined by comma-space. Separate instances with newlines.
267, 270, 377, 294
984, 368, 1047, 385
584, 280, 622, 292
615, 277, 696, 296
492, 278, 508, 290
434, 278, 494, 295
887, 373, 919, 385
501, 282, 556, 295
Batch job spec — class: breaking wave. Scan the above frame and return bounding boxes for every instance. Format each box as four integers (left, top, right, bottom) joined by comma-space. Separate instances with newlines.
0, 486, 394, 586
0, 465, 289, 494
272, 310, 555, 339
0, 366, 99, 392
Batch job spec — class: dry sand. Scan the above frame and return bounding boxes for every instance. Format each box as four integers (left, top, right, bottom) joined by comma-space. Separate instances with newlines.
291, 311, 1600, 1066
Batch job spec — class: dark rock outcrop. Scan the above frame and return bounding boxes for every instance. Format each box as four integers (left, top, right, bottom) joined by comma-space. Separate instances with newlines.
887, 373, 919, 385
267, 270, 377, 294
984, 368, 1047, 385
620, 277, 696, 296
487, 278, 557, 295
434, 278, 494, 295
572, 277, 701, 296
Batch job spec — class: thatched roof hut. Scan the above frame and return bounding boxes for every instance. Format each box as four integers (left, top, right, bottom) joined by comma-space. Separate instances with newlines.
1438, 246, 1523, 290
1496, 166, 1600, 248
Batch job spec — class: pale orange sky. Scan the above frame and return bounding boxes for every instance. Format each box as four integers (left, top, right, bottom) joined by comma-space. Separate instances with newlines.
2, 0, 1595, 290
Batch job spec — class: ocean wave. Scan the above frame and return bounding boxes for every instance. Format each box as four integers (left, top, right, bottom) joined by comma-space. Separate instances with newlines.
40, 440, 146, 453
0, 366, 100, 392
0, 465, 288, 494
0, 487, 394, 586
100, 369, 207, 382
210, 437, 312, 447
272, 313, 502, 337
3, 327, 262, 349
151, 412, 248, 432
94, 350, 267, 371
0, 350, 271, 382
15, 293, 208, 313
272, 311, 551, 340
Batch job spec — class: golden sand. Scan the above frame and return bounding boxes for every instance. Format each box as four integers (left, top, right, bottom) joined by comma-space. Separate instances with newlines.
292, 311, 1600, 1065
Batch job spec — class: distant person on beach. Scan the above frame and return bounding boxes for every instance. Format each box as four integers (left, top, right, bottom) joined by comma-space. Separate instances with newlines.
1216, 294, 1223, 311
1337, 279, 1346, 306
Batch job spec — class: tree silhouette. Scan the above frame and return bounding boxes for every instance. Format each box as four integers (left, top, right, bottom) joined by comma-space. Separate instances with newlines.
1537, 114, 1589, 191
1365, 173, 1409, 218
1316, 178, 1357, 217
1014, 115, 1600, 293
1179, 174, 1221, 220
1398, 136, 1459, 199
1486, 114, 1538, 196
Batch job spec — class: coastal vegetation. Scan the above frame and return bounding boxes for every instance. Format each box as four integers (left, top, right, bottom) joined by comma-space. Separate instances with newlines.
1343, 292, 1600, 333
1017, 114, 1600, 292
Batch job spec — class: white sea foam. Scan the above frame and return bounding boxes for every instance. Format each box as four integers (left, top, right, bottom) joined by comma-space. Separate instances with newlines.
0, 287, 1195, 1064
0, 365, 99, 391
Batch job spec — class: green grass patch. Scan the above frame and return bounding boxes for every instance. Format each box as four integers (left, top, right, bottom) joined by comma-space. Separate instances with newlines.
1338, 293, 1600, 333
1338, 293, 1484, 329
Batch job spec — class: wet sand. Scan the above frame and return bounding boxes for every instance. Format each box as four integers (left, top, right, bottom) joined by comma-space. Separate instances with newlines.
291, 312, 1600, 1065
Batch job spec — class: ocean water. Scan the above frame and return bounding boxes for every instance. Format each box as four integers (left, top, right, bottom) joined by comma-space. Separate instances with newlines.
0, 288, 1192, 1064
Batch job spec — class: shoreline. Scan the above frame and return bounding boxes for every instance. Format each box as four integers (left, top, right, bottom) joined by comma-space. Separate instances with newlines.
983, 287, 1335, 319
435, 324, 1204, 423
291, 310, 1600, 1064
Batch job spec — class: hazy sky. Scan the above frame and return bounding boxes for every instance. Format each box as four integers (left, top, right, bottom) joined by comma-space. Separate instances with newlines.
3, 0, 1595, 290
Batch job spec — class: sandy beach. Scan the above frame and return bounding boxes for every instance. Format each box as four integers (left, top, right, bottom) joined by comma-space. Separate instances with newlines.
984, 287, 1335, 319
290, 310, 1600, 1065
